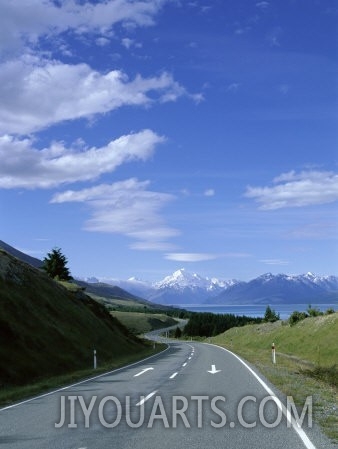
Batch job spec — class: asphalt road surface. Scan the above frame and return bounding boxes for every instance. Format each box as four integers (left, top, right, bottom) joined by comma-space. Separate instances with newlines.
0, 338, 335, 449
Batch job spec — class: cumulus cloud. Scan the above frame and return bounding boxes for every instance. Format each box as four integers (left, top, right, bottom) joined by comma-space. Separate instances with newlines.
0, 130, 164, 189
245, 170, 338, 210
51, 179, 179, 250
164, 253, 220, 262
0, 57, 191, 134
0, 0, 168, 55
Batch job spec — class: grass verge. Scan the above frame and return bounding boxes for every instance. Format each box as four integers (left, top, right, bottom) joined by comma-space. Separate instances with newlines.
0, 342, 166, 408
209, 313, 338, 444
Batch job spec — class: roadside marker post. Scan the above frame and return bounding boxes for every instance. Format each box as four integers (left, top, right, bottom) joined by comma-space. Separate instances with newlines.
94, 349, 97, 369
272, 342, 276, 364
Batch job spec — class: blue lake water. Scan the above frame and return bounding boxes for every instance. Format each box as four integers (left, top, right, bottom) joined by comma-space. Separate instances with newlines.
179, 304, 337, 320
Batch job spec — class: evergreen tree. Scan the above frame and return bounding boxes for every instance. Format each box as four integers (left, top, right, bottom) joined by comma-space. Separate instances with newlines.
42, 247, 72, 281
174, 326, 182, 338
264, 305, 280, 322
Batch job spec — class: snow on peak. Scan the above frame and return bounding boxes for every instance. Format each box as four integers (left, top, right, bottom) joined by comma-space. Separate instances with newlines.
154, 268, 235, 291
155, 268, 205, 289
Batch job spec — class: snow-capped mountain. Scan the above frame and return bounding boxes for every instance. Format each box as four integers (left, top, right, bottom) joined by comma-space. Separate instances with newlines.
77, 275, 153, 297
78, 269, 338, 306
209, 272, 338, 305
149, 269, 238, 305
154, 269, 236, 291
81, 269, 238, 305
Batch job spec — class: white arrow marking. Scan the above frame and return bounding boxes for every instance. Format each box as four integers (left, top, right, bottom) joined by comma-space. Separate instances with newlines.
134, 367, 154, 377
207, 364, 221, 374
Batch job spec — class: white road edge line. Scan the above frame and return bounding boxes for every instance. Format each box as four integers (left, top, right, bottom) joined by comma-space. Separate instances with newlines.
169, 372, 178, 379
136, 390, 158, 406
205, 343, 317, 449
0, 346, 171, 412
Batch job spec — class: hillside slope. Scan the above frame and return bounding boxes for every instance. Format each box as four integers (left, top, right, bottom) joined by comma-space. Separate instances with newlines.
0, 240, 42, 268
0, 249, 146, 386
212, 312, 338, 367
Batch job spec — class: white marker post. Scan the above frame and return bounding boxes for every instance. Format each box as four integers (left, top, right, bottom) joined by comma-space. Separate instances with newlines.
272, 342, 276, 364
93, 349, 97, 369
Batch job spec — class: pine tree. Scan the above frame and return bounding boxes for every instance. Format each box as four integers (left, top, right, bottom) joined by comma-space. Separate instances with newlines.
42, 247, 72, 281
264, 305, 280, 322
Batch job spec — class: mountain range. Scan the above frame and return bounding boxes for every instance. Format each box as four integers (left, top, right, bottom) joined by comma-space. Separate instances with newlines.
80, 268, 338, 306
1, 241, 337, 307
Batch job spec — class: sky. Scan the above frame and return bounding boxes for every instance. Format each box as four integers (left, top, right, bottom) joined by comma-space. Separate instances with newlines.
0, 0, 337, 282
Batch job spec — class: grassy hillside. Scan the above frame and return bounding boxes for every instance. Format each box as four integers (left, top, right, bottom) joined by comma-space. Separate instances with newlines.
0, 240, 42, 268
0, 249, 149, 387
210, 313, 338, 442
211, 312, 338, 368
111, 311, 178, 335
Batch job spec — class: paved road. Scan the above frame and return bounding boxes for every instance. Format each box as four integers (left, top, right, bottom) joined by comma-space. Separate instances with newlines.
0, 339, 334, 449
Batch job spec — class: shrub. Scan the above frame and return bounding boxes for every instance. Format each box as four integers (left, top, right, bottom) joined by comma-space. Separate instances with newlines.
289, 310, 308, 326
307, 304, 323, 317
325, 308, 335, 315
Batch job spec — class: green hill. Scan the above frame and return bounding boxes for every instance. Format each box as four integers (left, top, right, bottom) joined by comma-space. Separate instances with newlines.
0, 249, 148, 387
210, 314, 338, 442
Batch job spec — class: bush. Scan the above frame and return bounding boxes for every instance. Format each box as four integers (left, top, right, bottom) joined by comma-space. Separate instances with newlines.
307, 305, 323, 317
289, 310, 308, 326
325, 308, 335, 315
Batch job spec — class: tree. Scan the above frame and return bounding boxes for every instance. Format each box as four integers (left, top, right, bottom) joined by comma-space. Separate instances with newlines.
42, 247, 72, 281
174, 326, 182, 339
264, 305, 280, 322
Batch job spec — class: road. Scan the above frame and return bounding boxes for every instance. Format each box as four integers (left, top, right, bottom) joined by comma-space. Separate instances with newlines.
0, 337, 334, 449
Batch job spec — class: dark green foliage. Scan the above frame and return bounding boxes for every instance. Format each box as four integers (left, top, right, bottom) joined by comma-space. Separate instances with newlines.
288, 305, 332, 325
264, 305, 280, 322
289, 310, 308, 326
0, 251, 146, 387
325, 308, 335, 315
174, 326, 182, 338
307, 304, 324, 317
183, 312, 262, 337
42, 247, 72, 281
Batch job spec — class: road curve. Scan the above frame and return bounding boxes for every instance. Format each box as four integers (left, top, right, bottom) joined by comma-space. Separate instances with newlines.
0, 339, 334, 449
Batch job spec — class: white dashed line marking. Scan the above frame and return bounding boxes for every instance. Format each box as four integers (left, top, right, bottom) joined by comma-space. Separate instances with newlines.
136, 390, 157, 406
169, 372, 178, 379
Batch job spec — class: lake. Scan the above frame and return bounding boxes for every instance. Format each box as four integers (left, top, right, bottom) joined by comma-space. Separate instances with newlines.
179, 303, 337, 320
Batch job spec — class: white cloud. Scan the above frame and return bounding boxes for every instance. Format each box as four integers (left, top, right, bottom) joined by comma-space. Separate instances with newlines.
204, 189, 215, 197
227, 83, 240, 93
0, 57, 192, 134
285, 222, 338, 240
0, 0, 168, 55
122, 37, 136, 49
0, 130, 164, 189
260, 259, 289, 266
245, 170, 338, 210
96, 37, 111, 47
164, 253, 220, 262
256, 2, 269, 9
51, 179, 179, 251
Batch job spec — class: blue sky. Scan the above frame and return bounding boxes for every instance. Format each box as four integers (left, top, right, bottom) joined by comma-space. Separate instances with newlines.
1, 0, 337, 282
